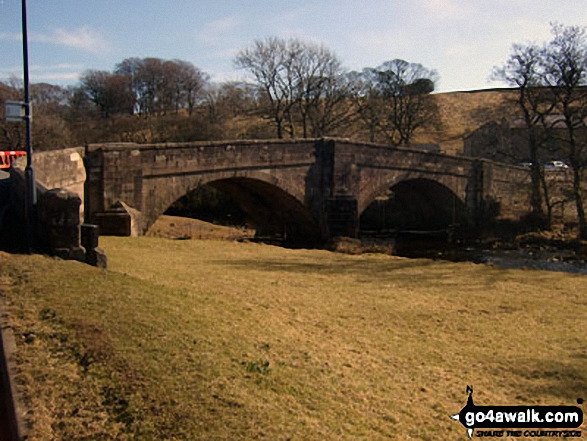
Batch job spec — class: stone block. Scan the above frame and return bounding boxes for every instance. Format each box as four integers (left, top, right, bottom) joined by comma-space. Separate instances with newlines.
37, 188, 82, 252
81, 223, 100, 250
94, 201, 141, 236
53, 247, 86, 262
85, 247, 108, 269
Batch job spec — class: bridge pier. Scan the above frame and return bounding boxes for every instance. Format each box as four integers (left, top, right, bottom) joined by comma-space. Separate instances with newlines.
326, 195, 359, 238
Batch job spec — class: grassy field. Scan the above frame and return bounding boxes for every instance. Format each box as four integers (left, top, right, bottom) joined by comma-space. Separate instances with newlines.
0, 237, 586, 440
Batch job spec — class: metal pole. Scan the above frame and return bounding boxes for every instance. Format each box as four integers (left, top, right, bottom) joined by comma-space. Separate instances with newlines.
22, 0, 36, 250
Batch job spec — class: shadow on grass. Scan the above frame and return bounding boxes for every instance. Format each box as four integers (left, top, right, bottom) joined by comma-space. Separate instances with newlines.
500, 357, 587, 404
216, 256, 438, 276
213, 254, 580, 294
213, 256, 510, 286
216, 253, 580, 284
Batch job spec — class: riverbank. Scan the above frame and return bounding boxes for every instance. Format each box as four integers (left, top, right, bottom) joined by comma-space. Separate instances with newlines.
149, 214, 587, 275
398, 230, 587, 275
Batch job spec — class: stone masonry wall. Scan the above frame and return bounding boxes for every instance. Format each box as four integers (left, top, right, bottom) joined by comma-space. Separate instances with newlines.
14, 147, 86, 219
87, 138, 543, 241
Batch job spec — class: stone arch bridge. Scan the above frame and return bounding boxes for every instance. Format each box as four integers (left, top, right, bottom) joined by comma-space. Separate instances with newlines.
84, 138, 531, 246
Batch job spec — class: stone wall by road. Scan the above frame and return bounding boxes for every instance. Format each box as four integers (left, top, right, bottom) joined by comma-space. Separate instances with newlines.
13, 147, 86, 220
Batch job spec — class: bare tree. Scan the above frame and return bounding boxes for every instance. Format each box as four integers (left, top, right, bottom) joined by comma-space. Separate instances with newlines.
116, 57, 208, 117
350, 60, 440, 146
494, 23, 587, 238
348, 69, 385, 142
206, 81, 260, 123
234, 37, 348, 139
375, 59, 440, 145
115, 57, 143, 114
0, 80, 24, 149
492, 43, 555, 226
30, 83, 75, 150
234, 37, 293, 138
542, 24, 587, 238
135, 58, 168, 115
172, 60, 208, 117
288, 40, 349, 137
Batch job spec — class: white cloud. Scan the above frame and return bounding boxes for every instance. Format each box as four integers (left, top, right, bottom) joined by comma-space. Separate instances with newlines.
30, 72, 81, 82
505, 19, 552, 44
347, 29, 416, 67
198, 16, 242, 45
0, 32, 21, 42
0, 26, 109, 54
265, 8, 311, 39
0, 66, 21, 74
419, 0, 470, 20
212, 47, 241, 60
30, 27, 110, 54
55, 63, 86, 70
28, 63, 85, 72
444, 43, 470, 57
0, 63, 84, 84
208, 69, 248, 84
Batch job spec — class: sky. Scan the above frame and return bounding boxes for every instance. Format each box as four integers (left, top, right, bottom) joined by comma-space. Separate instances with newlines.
0, 0, 586, 93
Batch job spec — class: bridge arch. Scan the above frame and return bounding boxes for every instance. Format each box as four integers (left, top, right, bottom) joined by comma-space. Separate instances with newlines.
359, 177, 469, 234
144, 170, 322, 247
358, 171, 465, 215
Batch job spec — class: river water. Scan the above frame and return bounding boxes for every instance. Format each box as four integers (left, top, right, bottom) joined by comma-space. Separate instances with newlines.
391, 235, 587, 275
431, 248, 587, 275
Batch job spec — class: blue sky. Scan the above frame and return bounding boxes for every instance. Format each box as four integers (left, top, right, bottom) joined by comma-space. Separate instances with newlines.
1, 0, 586, 93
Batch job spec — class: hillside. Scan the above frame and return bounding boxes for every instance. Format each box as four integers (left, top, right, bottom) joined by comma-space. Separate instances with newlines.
223, 87, 522, 156
413, 88, 520, 155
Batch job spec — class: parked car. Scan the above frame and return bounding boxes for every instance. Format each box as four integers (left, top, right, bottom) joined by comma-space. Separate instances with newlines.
544, 160, 570, 170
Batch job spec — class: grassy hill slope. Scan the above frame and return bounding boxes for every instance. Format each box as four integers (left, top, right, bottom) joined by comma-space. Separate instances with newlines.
1, 238, 585, 440
413, 88, 519, 155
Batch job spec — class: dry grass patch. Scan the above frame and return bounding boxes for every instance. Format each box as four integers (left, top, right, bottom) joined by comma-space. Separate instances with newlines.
413, 89, 518, 154
146, 215, 254, 241
0, 238, 586, 440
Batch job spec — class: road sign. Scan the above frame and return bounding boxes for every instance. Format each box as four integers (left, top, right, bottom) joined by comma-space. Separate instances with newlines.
4, 100, 31, 122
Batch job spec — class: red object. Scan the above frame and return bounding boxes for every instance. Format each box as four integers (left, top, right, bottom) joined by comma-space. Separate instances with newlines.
0, 150, 27, 169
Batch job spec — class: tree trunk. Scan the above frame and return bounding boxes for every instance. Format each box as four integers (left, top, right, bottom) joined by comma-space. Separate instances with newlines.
528, 128, 547, 227
539, 170, 553, 228
572, 166, 587, 239
276, 119, 283, 139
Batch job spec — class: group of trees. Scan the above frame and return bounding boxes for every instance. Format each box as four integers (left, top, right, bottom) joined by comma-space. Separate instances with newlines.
1, 57, 232, 148
0, 79, 76, 151
233, 38, 441, 143
1, 39, 441, 151
81, 58, 208, 118
493, 23, 587, 238
349, 59, 439, 144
